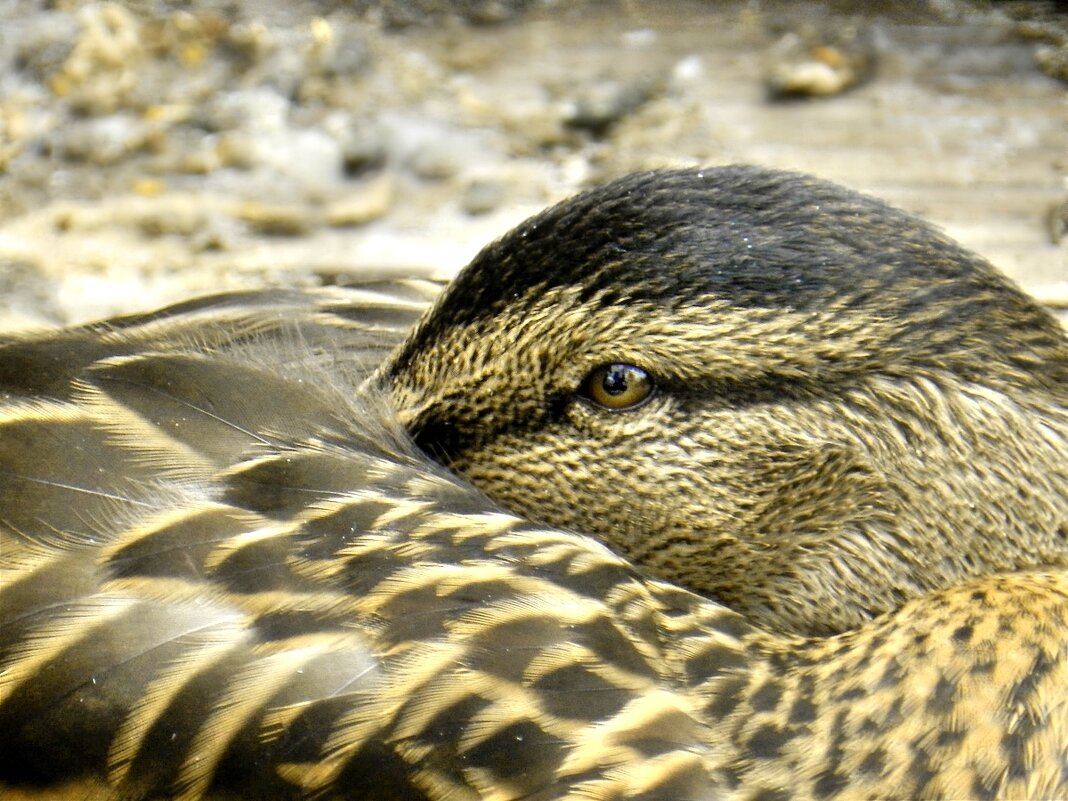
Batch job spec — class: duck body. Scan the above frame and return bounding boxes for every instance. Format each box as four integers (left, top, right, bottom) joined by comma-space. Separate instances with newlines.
0, 167, 1066, 800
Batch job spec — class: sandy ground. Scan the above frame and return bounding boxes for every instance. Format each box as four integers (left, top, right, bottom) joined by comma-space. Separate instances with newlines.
0, 0, 1065, 330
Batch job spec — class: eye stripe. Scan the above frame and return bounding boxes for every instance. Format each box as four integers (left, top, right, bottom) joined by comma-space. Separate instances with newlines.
411, 391, 573, 466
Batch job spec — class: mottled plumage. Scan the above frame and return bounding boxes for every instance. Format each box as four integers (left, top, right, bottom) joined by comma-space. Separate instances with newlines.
388, 166, 1068, 636
1, 168, 1066, 801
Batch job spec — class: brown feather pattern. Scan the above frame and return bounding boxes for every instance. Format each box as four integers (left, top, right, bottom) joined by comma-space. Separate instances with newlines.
1, 174, 1067, 801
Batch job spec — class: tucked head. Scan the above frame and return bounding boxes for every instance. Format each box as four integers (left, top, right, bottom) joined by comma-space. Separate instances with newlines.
382, 166, 1068, 636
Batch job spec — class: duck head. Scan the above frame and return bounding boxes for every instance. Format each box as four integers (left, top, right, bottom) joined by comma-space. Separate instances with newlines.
382, 166, 1068, 635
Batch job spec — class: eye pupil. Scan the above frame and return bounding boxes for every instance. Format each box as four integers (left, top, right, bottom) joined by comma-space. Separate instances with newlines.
602, 366, 630, 395
580, 363, 654, 410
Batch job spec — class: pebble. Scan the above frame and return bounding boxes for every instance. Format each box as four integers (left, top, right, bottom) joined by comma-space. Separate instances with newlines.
326, 175, 395, 226
259, 127, 345, 193
764, 24, 875, 99
203, 88, 289, 134
54, 113, 150, 165
225, 21, 276, 72
52, 4, 145, 115
12, 12, 81, 82
129, 178, 166, 197
338, 121, 389, 176
1048, 199, 1068, 245
1035, 43, 1068, 83
461, 178, 505, 216
306, 17, 372, 77
136, 204, 207, 238
408, 140, 461, 180
191, 215, 242, 253
236, 202, 318, 236
561, 76, 659, 136
202, 87, 345, 193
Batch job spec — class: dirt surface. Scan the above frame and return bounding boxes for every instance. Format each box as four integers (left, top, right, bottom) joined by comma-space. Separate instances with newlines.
0, 0, 1065, 330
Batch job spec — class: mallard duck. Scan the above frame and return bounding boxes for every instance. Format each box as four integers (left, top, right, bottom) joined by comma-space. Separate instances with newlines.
386, 165, 1068, 636
1, 167, 1066, 801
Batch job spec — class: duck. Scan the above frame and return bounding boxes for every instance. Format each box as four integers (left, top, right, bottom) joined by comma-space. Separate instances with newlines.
384, 165, 1068, 637
0, 166, 1065, 801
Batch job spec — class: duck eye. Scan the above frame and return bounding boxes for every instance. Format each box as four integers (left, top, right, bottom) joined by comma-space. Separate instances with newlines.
579, 363, 655, 410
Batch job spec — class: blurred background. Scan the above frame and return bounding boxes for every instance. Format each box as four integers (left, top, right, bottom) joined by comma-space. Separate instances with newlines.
0, 0, 1064, 330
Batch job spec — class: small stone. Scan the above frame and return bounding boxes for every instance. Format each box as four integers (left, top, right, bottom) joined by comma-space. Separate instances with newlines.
54, 4, 146, 115
764, 24, 876, 100
175, 140, 223, 174
191, 215, 241, 253
466, 1, 519, 26
340, 123, 388, 177
622, 29, 657, 48
225, 21, 276, 72
236, 202, 317, 236
326, 175, 395, 227
142, 104, 192, 124
0, 100, 35, 170
130, 177, 166, 197
561, 76, 659, 137
270, 128, 345, 192
203, 87, 289, 134
408, 139, 460, 181
135, 199, 208, 238
14, 11, 80, 81
306, 17, 372, 78
1035, 44, 1068, 84
672, 55, 704, 85
1048, 199, 1068, 245
54, 113, 149, 165
461, 178, 505, 216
